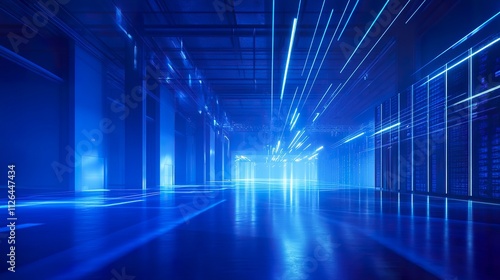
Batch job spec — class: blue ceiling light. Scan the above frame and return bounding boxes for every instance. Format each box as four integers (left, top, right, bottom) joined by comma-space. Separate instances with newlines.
340, 0, 391, 73
337, 0, 358, 41
301, 0, 326, 76
405, 0, 427, 24
290, 113, 300, 131
280, 18, 298, 100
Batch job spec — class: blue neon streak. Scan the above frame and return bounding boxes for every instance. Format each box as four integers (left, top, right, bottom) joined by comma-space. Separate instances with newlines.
297, 0, 302, 19
312, 113, 320, 123
297, 9, 334, 107
290, 107, 298, 126
302, 0, 326, 76
311, 83, 333, 114
271, 0, 275, 118
415, 11, 500, 74
280, 18, 298, 100
424, 37, 500, 85
340, 0, 391, 73
453, 84, 500, 106
329, 0, 411, 110
337, 0, 359, 41
320, 82, 345, 115
97, 199, 144, 207
301, 1, 350, 109
290, 113, 300, 130
405, 0, 427, 24
344, 132, 365, 143
374, 123, 400, 135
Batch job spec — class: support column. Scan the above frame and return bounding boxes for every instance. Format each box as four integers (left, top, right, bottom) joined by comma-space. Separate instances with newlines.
124, 37, 146, 189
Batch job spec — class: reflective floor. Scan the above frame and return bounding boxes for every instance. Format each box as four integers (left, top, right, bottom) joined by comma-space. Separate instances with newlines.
2, 182, 500, 279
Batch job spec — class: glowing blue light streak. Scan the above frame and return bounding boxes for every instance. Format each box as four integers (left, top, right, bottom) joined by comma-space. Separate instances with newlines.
271, 0, 275, 119
340, 0, 391, 73
290, 107, 298, 126
311, 83, 333, 114
301, 2, 349, 111
99, 200, 144, 207
296, 0, 302, 18
415, 11, 500, 75
303, 143, 311, 150
290, 113, 300, 130
289, 130, 304, 149
314, 146, 324, 152
322, 0, 411, 113
289, 131, 302, 148
297, 9, 334, 108
424, 37, 500, 85
308, 153, 319, 160
280, 18, 298, 100
453, 84, 500, 106
312, 113, 320, 123
344, 132, 365, 143
405, 0, 427, 24
373, 123, 400, 135
337, 0, 358, 41
302, 0, 326, 76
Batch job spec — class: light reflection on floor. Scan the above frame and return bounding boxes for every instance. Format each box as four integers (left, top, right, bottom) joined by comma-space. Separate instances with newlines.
2, 183, 500, 279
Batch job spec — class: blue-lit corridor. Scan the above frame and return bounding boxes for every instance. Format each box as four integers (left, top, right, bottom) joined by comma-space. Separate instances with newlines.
1, 0, 500, 279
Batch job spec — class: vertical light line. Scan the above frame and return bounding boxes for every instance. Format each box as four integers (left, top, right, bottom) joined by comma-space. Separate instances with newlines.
271, 0, 275, 126
445, 64, 448, 194
142, 78, 147, 190
468, 48, 473, 197
411, 85, 414, 192
380, 103, 383, 190
427, 75, 430, 193
398, 93, 401, 192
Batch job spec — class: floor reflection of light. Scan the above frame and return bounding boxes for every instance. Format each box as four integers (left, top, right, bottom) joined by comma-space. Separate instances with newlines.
466, 200, 474, 276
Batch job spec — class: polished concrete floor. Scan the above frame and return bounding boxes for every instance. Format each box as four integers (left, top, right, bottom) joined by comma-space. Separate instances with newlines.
1, 182, 500, 279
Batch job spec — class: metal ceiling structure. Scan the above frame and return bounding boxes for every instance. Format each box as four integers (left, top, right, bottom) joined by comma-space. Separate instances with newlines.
0, 0, 461, 137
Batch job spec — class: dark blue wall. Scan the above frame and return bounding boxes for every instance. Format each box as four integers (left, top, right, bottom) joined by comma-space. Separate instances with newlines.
0, 57, 68, 190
